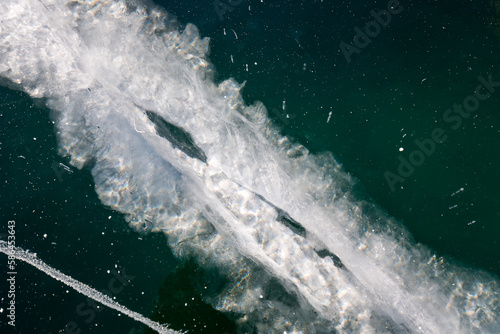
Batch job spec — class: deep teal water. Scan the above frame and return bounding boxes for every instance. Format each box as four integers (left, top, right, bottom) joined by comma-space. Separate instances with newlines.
1, 0, 499, 333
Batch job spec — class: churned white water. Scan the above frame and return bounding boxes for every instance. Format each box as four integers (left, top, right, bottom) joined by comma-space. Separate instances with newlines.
0, 0, 498, 333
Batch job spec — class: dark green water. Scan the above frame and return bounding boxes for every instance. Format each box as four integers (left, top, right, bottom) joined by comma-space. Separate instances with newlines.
1, 0, 499, 333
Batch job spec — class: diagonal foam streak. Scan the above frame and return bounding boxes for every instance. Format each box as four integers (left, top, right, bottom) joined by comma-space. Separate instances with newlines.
0, 241, 180, 334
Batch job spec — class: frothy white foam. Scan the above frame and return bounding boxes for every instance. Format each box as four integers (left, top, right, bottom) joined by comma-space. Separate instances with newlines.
0, 0, 499, 333
0, 241, 179, 334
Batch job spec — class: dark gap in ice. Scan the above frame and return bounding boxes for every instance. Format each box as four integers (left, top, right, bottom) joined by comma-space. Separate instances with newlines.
145, 110, 207, 163
315, 249, 344, 269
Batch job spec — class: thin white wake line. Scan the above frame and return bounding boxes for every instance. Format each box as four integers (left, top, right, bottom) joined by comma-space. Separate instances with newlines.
0, 241, 181, 334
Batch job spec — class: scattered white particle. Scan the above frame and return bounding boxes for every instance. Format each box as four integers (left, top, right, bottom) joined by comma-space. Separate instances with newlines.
399, 147, 404, 152
230, 55, 234, 63
141, 292, 144, 295
33, 137, 37, 140
259, 295, 263, 299
448, 204, 457, 210
223, 28, 226, 35
43, 234, 47, 238
254, 61, 257, 65
282, 99, 286, 110
185, 303, 188, 307
245, 64, 248, 71
51, 242, 56, 245
18, 155, 26, 159
451, 187, 464, 196
108, 216, 112, 219
0, 308, 3, 313
114, 264, 118, 268
421, 78, 427, 83
231, 29, 238, 39
467, 220, 476, 226
327, 111, 332, 123
107, 270, 110, 274
101, 232, 105, 235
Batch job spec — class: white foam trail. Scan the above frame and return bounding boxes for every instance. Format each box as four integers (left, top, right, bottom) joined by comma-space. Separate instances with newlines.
0, 241, 179, 334
0, 0, 499, 333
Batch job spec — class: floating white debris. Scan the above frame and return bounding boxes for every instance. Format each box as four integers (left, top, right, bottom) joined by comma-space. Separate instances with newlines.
451, 188, 465, 196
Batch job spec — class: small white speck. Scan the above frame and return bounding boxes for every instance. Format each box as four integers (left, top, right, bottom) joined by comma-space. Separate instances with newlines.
107, 270, 110, 274
327, 111, 332, 123
108, 216, 112, 219
43, 234, 47, 238
33, 137, 37, 140
231, 29, 238, 39
399, 147, 404, 152
467, 220, 476, 226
